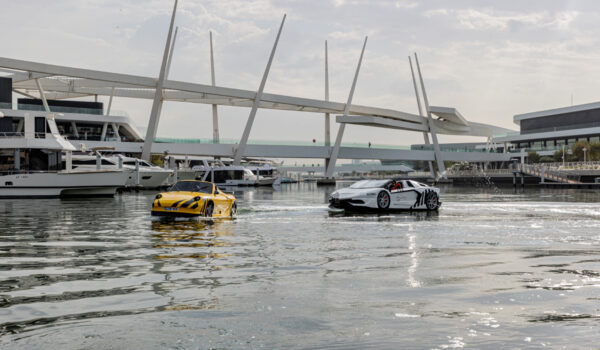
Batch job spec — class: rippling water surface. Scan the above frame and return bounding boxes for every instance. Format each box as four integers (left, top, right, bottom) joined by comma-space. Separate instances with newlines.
0, 183, 599, 349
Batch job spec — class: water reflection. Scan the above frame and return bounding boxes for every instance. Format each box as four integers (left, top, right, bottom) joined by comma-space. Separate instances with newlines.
148, 219, 237, 314
328, 209, 440, 221
1, 185, 599, 349
406, 228, 421, 288
151, 219, 234, 256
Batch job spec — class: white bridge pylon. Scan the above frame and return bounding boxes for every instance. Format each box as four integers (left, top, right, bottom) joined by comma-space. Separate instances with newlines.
0, 0, 513, 176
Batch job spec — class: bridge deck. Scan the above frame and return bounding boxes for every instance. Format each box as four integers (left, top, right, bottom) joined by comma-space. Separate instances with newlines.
74, 140, 512, 162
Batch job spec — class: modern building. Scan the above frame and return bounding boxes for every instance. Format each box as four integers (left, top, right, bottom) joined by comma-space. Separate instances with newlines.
493, 102, 600, 155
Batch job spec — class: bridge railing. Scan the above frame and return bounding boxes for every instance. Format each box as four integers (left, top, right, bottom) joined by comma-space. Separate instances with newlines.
445, 168, 513, 176
154, 137, 414, 149
153, 137, 513, 153
533, 161, 600, 171
518, 163, 581, 184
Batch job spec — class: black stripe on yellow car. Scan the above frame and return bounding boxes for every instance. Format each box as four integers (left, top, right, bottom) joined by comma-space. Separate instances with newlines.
180, 198, 196, 208
190, 202, 198, 209
172, 200, 184, 207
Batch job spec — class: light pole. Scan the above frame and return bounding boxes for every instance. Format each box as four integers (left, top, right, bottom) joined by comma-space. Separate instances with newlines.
583, 147, 587, 163
562, 145, 565, 167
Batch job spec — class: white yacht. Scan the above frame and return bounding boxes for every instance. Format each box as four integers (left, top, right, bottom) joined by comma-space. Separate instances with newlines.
119, 156, 172, 188
161, 155, 206, 184
192, 160, 259, 186
71, 154, 172, 189
245, 161, 282, 186
0, 112, 129, 198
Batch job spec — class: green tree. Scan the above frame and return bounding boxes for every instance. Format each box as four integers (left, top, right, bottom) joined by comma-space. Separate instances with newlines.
553, 150, 563, 162
527, 151, 540, 163
150, 154, 163, 166
571, 140, 591, 162
589, 142, 600, 162
539, 156, 554, 163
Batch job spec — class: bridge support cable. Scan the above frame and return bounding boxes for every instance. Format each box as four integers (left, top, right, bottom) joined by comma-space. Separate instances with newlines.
100, 122, 108, 141
409, 55, 435, 179
325, 36, 368, 178
210, 31, 220, 144
34, 78, 50, 112
165, 26, 178, 79
233, 14, 286, 165
106, 87, 116, 115
141, 0, 178, 161
152, 26, 179, 151
414, 53, 446, 178
111, 123, 120, 140
324, 40, 331, 170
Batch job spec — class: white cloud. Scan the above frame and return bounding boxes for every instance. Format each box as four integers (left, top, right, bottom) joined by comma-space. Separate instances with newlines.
550, 11, 579, 29
426, 8, 579, 31
329, 30, 366, 41
395, 1, 418, 9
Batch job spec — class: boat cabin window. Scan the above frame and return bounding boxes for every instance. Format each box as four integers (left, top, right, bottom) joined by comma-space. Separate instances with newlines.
212, 169, 244, 183
0, 117, 22, 135
34, 117, 47, 138
255, 169, 274, 176
0, 149, 61, 172
72, 159, 115, 166
169, 181, 213, 194
250, 168, 273, 175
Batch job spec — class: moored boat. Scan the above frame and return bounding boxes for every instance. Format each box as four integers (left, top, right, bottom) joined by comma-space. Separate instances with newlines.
0, 112, 128, 198
71, 153, 172, 189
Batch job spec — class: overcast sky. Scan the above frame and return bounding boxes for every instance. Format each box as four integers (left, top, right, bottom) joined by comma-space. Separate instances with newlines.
2, 0, 600, 147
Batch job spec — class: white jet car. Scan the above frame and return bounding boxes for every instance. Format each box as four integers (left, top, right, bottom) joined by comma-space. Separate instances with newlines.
329, 179, 441, 211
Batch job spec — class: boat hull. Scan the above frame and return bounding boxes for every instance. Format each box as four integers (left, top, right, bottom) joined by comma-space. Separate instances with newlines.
125, 169, 172, 188
0, 170, 129, 198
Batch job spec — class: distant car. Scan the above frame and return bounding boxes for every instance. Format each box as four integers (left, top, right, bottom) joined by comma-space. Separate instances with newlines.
151, 180, 236, 218
329, 179, 441, 211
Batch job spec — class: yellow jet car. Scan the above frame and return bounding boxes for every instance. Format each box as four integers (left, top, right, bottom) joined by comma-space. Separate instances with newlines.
151, 180, 237, 218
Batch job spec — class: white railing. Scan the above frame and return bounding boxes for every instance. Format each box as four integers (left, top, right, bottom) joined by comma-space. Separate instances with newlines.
445, 168, 513, 176
406, 171, 435, 177
540, 161, 600, 171
519, 164, 580, 184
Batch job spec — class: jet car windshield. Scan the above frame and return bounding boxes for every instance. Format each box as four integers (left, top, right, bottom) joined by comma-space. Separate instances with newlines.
169, 181, 213, 193
349, 180, 390, 189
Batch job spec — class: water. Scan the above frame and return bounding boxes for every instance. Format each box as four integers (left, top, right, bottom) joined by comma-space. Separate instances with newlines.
0, 183, 599, 349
